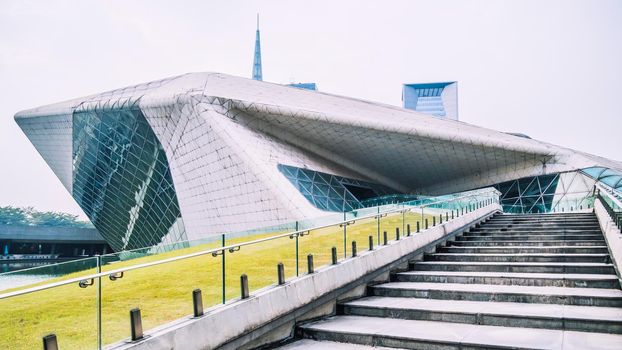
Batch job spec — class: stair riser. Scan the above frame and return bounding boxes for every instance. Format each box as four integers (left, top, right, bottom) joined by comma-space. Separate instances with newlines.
425, 255, 609, 263
411, 264, 616, 274
341, 305, 622, 334
468, 229, 602, 234
395, 274, 620, 289
298, 329, 469, 350
440, 247, 608, 254
456, 235, 604, 241
370, 287, 622, 307
448, 240, 606, 247
480, 224, 600, 229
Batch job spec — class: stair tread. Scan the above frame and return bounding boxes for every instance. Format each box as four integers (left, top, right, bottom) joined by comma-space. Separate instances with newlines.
298, 315, 622, 350
277, 339, 391, 350
446, 246, 608, 249
429, 253, 608, 257
398, 270, 619, 280
372, 282, 622, 298
344, 296, 622, 322
415, 261, 613, 266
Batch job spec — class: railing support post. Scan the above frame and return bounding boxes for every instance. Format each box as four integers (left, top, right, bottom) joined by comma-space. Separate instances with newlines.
277, 262, 285, 285
352, 241, 357, 257
193, 289, 204, 317
383, 231, 388, 245
331, 247, 338, 265
307, 254, 314, 274
425, 218, 428, 230
416, 221, 420, 233
432, 216, 436, 226
130, 308, 143, 341
407, 224, 411, 236
42, 334, 58, 350
240, 274, 249, 299
395, 227, 400, 240
369, 235, 374, 250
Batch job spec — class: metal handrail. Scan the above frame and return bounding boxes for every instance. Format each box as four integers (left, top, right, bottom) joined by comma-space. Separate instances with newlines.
596, 182, 622, 209
0, 189, 498, 301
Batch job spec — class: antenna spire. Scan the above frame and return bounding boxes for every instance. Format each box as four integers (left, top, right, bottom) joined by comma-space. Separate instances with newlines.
252, 13, 263, 81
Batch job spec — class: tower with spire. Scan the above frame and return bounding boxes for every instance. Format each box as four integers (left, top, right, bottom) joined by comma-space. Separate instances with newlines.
252, 14, 262, 81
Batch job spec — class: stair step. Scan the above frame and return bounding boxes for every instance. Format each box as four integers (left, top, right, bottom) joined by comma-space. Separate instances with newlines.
297, 315, 622, 350
341, 297, 622, 333
449, 240, 606, 247
425, 253, 610, 263
456, 234, 604, 241
411, 261, 616, 274
277, 339, 389, 350
440, 246, 609, 254
395, 271, 620, 288
370, 282, 622, 307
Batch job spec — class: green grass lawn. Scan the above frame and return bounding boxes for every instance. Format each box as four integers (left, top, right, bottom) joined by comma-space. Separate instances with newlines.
0, 212, 437, 350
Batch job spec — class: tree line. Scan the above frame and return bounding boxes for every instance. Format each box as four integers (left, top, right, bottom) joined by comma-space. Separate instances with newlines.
0, 206, 93, 228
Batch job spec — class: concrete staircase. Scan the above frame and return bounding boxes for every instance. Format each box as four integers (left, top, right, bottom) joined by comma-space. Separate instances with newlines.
278, 212, 622, 350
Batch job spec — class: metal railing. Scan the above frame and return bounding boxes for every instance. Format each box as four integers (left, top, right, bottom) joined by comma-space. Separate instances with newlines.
0, 188, 500, 350
596, 183, 622, 229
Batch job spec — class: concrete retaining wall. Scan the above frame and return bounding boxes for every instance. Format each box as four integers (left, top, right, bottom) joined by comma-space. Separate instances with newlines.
109, 204, 501, 350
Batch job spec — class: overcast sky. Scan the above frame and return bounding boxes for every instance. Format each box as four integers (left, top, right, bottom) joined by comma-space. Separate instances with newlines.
0, 0, 620, 219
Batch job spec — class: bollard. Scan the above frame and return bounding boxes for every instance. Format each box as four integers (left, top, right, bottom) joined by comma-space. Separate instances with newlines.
369, 235, 374, 250
440, 214, 443, 224
42, 334, 58, 350
396, 227, 400, 240
461, 208, 464, 215
446, 212, 449, 221
383, 231, 388, 245
416, 221, 420, 233
241, 274, 250, 299
277, 262, 285, 285
407, 224, 411, 236
451, 210, 454, 219
433, 216, 436, 226
192, 289, 204, 317
331, 247, 338, 265
425, 219, 428, 229
130, 308, 143, 341
307, 254, 314, 273
352, 241, 357, 257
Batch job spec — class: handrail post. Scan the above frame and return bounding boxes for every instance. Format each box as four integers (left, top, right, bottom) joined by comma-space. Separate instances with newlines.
407, 224, 411, 236
96, 254, 102, 350
331, 247, 338, 265
425, 218, 428, 230
295, 221, 299, 277
352, 241, 357, 257
383, 231, 388, 245
395, 227, 400, 240
432, 216, 436, 226
416, 221, 420, 233
221, 234, 226, 304
369, 235, 374, 250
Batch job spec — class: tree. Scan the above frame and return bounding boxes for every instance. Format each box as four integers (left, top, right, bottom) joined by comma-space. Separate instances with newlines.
0, 206, 93, 228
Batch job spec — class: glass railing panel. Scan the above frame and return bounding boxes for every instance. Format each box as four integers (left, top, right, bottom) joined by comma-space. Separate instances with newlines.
0, 280, 98, 350
223, 234, 296, 301
378, 210, 404, 243
0, 257, 98, 292
299, 223, 344, 268
101, 252, 222, 346
344, 215, 379, 254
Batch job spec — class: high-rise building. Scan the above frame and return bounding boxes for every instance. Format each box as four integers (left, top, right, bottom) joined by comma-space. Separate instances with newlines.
252, 14, 262, 81
402, 82, 458, 120
15, 73, 621, 252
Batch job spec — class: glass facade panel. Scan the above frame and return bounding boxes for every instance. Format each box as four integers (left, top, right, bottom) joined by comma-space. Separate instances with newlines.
277, 164, 398, 212
73, 106, 186, 252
